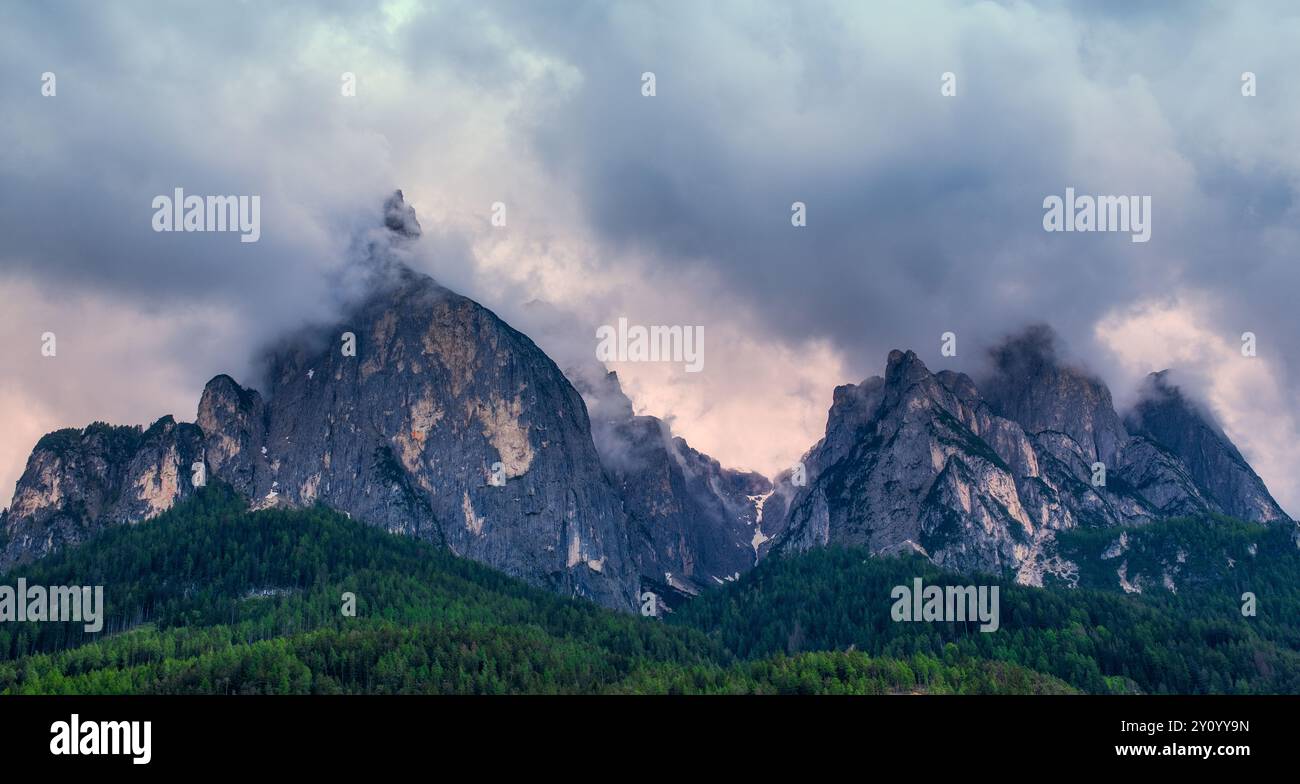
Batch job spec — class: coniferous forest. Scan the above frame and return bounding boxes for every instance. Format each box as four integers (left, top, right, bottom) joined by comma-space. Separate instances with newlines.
2, 485, 1298, 695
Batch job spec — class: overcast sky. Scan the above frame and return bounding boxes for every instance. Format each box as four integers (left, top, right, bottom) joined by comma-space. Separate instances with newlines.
2, 0, 1299, 514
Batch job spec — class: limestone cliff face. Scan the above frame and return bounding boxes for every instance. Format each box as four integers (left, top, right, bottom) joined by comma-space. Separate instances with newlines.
981, 325, 1129, 467
195, 374, 266, 498
773, 350, 1042, 579
0, 418, 204, 569
194, 266, 638, 611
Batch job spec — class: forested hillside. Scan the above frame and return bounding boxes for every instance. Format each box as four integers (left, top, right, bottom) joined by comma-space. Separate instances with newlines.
0, 486, 1064, 694
670, 526, 1300, 694
2, 486, 1295, 694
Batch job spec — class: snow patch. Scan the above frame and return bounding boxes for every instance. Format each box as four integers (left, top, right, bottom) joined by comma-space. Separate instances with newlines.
747, 489, 775, 555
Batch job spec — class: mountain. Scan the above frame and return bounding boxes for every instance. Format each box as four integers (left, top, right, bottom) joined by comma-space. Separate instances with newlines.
572, 368, 769, 601
773, 350, 1038, 577
195, 268, 640, 610
1125, 370, 1287, 523
981, 325, 1129, 467
0, 192, 764, 613
1, 195, 1290, 609
768, 328, 1291, 585
3, 193, 640, 610
0, 418, 204, 565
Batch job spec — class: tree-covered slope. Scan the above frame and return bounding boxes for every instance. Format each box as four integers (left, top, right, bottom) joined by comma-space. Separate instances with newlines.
1, 485, 720, 693
0, 485, 1064, 695
669, 520, 1300, 694
610, 651, 1076, 695
4, 486, 1293, 694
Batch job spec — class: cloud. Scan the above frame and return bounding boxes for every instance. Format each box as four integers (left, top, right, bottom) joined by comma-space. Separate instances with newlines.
0, 276, 236, 503
2, 1, 1299, 508
1096, 295, 1300, 515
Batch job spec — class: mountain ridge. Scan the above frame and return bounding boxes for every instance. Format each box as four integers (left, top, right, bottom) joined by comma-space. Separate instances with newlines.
767, 334, 1289, 586
2, 195, 1290, 610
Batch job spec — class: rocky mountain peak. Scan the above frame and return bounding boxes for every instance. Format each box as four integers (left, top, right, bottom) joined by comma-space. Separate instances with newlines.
0, 419, 204, 570
1131, 370, 1205, 423
820, 377, 886, 459
4, 193, 641, 611
582, 370, 637, 424
768, 329, 1290, 588
382, 189, 422, 239
8, 191, 793, 612
198, 374, 261, 422
1126, 371, 1287, 522
569, 366, 771, 602
884, 348, 931, 387
3, 198, 1290, 610
982, 325, 1128, 466
772, 345, 1041, 577
196, 373, 266, 498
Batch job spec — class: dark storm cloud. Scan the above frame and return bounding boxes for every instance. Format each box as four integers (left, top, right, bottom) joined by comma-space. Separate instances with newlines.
1, 2, 381, 316
0, 0, 488, 380
7, 0, 1296, 380
440, 1, 1300, 389
2, 1, 1299, 508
